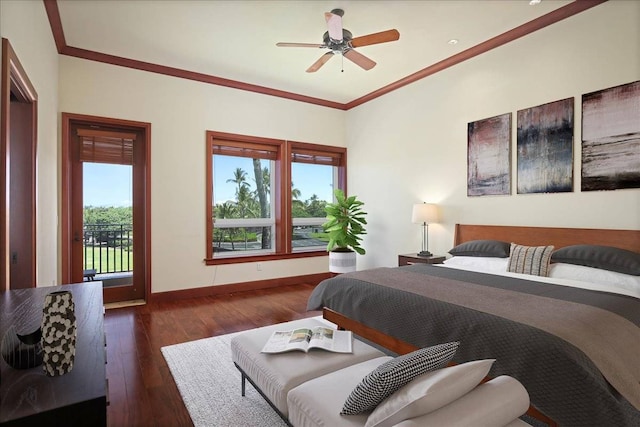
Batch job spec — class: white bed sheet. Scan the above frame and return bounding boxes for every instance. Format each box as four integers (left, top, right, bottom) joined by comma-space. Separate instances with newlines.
439, 257, 640, 300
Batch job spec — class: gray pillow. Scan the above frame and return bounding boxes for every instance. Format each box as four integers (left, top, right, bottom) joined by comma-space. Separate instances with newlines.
448, 240, 511, 258
340, 342, 459, 415
551, 245, 640, 276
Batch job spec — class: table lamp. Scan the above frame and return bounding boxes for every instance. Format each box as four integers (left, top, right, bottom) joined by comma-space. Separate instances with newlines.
411, 203, 438, 257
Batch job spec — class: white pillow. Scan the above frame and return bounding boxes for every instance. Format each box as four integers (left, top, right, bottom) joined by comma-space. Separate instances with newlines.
442, 256, 508, 274
549, 263, 640, 292
364, 359, 494, 427
391, 376, 530, 427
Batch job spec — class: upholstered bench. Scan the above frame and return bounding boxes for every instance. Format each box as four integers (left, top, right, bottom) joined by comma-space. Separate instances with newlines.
230, 318, 386, 422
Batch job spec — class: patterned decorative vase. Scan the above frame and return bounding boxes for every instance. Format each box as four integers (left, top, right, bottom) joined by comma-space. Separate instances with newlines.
41, 290, 77, 376
0, 325, 43, 369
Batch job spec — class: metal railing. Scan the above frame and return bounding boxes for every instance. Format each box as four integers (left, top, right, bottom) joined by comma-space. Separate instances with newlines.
83, 223, 133, 274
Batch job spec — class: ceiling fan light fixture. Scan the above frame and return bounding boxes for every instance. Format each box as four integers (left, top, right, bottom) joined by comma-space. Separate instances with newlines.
277, 9, 399, 73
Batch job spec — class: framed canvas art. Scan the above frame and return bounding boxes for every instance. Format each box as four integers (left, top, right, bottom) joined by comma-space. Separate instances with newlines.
516, 98, 574, 194
581, 80, 640, 191
467, 113, 511, 196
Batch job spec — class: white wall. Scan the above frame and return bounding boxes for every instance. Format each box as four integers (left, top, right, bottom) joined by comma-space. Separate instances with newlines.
6, 1, 638, 293
0, 0, 59, 286
58, 58, 345, 293
346, 1, 640, 270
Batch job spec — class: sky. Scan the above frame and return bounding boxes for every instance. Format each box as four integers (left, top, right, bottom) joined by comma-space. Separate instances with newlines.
83, 163, 132, 207
82, 157, 335, 208
291, 162, 335, 203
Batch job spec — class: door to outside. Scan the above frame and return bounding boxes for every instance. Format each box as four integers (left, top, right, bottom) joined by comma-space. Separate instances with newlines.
62, 114, 150, 304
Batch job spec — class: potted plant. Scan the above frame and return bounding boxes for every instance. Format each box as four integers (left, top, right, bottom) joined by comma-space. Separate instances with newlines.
322, 189, 367, 273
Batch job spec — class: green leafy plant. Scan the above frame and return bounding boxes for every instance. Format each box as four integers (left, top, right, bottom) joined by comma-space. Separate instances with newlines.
322, 189, 367, 255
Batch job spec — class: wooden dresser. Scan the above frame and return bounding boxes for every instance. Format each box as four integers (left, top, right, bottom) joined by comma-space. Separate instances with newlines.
0, 282, 107, 426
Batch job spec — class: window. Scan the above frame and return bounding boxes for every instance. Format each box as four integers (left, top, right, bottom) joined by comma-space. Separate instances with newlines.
211, 141, 277, 256
206, 132, 346, 264
291, 145, 342, 252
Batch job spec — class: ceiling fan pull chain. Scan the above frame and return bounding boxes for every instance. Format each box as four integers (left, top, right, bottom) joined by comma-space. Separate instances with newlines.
341, 54, 344, 73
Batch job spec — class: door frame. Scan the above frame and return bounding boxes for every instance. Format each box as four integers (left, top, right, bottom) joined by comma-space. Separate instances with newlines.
61, 112, 151, 302
1, 38, 38, 291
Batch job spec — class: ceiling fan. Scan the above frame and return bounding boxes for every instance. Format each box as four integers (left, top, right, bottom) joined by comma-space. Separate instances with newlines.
276, 9, 400, 73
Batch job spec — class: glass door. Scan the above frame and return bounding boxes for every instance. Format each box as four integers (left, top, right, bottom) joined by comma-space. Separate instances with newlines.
70, 126, 145, 303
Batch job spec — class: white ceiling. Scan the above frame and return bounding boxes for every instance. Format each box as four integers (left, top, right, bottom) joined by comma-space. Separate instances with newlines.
57, 0, 572, 104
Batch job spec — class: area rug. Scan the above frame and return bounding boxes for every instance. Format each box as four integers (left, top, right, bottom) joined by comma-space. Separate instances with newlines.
161, 331, 287, 427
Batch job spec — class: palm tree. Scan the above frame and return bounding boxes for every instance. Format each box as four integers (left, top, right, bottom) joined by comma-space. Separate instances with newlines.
261, 167, 270, 195
215, 201, 237, 219
215, 201, 238, 250
252, 159, 270, 249
253, 165, 271, 199
236, 185, 255, 219
291, 182, 307, 221
291, 182, 302, 201
227, 167, 253, 248
306, 194, 326, 217
227, 168, 249, 199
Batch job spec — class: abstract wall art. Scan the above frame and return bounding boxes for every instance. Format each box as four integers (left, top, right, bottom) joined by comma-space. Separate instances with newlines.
516, 98, 574, 194
467, 113, 511, 196
581, 80, 640, 191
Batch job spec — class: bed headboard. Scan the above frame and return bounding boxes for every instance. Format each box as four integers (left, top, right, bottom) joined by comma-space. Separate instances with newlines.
454, 224, 640, 253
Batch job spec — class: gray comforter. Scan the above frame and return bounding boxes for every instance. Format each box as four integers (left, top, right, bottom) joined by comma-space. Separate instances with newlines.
307, 265, 640, 427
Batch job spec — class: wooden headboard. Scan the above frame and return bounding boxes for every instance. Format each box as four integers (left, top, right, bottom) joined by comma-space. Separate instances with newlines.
454, 224, 640, 253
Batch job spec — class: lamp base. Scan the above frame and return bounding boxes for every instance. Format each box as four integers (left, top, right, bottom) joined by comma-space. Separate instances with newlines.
417, 250, 433, 257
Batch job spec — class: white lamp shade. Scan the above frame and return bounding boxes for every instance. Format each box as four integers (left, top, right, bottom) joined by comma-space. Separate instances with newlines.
412, 203, 438, 224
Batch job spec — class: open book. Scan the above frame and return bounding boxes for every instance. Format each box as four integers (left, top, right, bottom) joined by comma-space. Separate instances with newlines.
261, 326, 353, 354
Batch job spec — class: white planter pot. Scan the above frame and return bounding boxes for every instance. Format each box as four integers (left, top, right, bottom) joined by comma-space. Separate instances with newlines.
329, 250, 357, 273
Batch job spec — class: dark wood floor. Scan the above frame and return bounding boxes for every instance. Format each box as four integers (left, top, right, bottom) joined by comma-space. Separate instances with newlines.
104, 284, 319, 426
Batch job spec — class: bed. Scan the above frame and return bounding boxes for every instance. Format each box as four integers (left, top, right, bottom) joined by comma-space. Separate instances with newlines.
307, 224, 640, 427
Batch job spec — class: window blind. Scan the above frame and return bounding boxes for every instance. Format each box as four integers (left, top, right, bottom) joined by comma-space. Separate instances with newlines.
212, 139, 278, 160
77, 128, 136, 165
291, 148, 342, 166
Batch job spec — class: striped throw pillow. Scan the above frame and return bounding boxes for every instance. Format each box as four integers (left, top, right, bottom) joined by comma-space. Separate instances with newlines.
508, 243, 554, 276
340, 342, 459, 415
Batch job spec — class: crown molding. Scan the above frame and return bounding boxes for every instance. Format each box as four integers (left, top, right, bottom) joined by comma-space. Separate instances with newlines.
43, 0, 607, 111
346, 0, 608, 109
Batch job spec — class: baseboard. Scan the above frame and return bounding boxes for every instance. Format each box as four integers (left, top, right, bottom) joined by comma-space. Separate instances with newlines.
148, 272, 332, 303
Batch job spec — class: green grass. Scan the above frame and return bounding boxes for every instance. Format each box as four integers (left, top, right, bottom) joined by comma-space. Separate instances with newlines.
84, 246, 133, 273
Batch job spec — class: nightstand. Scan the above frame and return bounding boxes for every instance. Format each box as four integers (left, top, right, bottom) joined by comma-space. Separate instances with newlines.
398, 253, 446, 266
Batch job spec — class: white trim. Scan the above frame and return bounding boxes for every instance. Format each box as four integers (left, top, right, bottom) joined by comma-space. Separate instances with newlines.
215, 218, 274, 227
292, 217, 325, 226
214, 248, 274, 257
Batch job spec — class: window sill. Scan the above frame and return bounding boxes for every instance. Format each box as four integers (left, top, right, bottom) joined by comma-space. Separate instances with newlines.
204, 250, 328, 266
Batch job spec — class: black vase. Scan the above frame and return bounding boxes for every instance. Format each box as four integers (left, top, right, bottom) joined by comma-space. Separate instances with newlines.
0, 326, 43, 369
41, 290, 77, 376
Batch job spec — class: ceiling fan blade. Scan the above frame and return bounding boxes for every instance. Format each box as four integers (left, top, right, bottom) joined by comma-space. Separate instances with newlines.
276, 42, 324, 48
351, 29, 400, 48
306, 52, 334, 73
325, 12, 343, 41
343, 49, 376, 71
